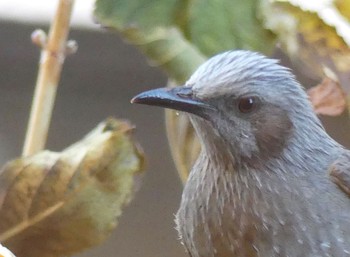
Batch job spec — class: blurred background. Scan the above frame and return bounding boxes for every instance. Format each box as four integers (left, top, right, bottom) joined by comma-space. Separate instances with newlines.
0, 1, 350, 257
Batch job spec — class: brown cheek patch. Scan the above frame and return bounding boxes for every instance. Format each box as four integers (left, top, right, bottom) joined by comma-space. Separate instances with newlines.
253, 104, 293, 159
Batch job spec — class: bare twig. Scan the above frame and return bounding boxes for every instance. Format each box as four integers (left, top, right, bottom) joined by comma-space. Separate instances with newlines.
22, 0, 76, 157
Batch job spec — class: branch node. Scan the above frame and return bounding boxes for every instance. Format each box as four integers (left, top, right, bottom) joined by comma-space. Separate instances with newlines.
31, 29, 47, 49
65, 40, 78, 56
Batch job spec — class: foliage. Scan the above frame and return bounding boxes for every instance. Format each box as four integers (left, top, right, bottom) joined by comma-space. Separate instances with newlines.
95, 0, 350, 181
0, 119, 144, 257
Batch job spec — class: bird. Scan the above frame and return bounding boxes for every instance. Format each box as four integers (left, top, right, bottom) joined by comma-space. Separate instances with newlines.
131, 50, 350, 257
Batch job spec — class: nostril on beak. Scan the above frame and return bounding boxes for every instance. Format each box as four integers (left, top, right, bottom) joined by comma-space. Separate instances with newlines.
175, 86, 194, 99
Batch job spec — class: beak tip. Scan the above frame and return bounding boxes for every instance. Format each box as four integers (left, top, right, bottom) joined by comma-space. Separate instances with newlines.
130, 93, 145, 104
131, 88, 168, 106
130, 97, 137, 104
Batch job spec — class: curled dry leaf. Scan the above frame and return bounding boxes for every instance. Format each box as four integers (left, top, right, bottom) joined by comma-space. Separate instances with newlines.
308, 77, 347, 116
0, 118, 144, 257
164, 81, 200, 182
165, 110, 200, 182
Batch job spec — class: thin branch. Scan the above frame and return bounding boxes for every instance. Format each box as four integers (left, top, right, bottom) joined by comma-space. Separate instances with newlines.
22, 0, 76, 157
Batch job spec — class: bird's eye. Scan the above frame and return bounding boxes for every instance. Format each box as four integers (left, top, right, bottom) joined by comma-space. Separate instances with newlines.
238, 96, 256, 113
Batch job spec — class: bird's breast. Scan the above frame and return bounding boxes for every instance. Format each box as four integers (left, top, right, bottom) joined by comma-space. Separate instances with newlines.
175, 153, 350, 257
176, 155, 266, 257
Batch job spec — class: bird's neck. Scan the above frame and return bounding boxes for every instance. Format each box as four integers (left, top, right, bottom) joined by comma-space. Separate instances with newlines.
277, 111, 341, 175
180, 113, 342, 257
187, 112, 342, 220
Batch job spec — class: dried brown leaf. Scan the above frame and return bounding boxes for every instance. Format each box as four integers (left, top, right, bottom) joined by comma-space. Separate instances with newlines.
0, 118, 144, 257
308, 77, 346, 116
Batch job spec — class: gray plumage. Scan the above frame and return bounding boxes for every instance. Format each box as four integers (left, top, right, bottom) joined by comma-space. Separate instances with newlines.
132, 50, 350, 257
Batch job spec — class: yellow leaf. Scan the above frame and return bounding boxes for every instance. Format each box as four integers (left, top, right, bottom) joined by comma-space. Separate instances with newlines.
334, 0, 350, 22
0, 118, 144, 257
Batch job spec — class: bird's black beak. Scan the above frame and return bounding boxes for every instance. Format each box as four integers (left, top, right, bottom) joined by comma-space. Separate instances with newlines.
131, 86, 215, 119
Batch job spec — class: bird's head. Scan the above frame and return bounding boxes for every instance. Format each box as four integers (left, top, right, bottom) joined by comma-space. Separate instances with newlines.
132, 50, 323, 167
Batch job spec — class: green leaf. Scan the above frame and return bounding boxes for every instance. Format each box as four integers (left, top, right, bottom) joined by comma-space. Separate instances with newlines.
94, 0, 275, 84
188, 0, 274, 56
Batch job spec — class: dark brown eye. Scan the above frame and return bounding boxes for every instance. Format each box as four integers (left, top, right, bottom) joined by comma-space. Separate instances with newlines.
238, 96, 256, 113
